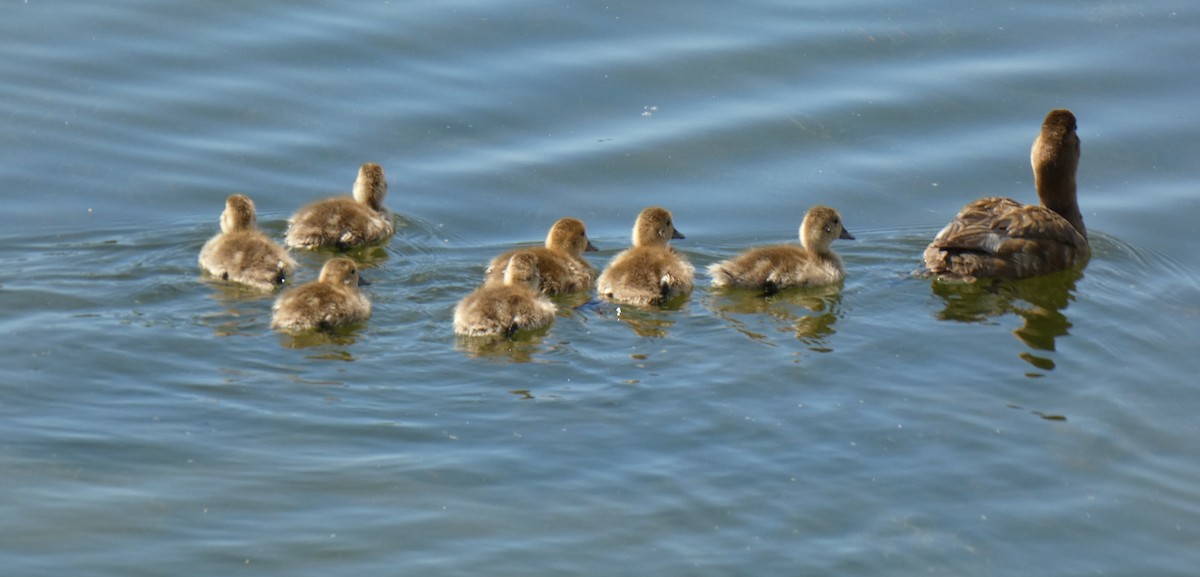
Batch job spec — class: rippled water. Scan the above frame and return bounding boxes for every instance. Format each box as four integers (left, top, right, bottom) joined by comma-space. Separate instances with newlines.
4, 1, 1200, 575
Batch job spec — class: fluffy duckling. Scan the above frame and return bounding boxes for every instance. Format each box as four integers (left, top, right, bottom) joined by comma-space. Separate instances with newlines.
285, 163, 394, 250
454, 252, 557, 337
484, 217, 599, 294
924, 109, 1088, 281
271, 257, 371, 331
709, 205, 854, 292
199, 194, 298, 291
596, 206, 694, 306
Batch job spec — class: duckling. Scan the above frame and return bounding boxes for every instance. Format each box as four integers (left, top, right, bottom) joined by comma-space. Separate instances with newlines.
199, 194, 297, 291
596, 206, 694, 306
285, 163, 394, 250
924, 109, 1088, 281
271, 257, 371, 331
709, 205, 854, 292
484, 217, 599, 294
454, 252, 557, 336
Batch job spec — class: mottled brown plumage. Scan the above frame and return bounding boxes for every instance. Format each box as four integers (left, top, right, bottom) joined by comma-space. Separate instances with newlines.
285, 163, 394, 250
709, 206, 854, 291
199, 194, 297, 291
455, 253, 557, 337
484, 217, 598, 294
271, 258, 371, 331
924, 109, 1088, 281
596, 206, 694, 305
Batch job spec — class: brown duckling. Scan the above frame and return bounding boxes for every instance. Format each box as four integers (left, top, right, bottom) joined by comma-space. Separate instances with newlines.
596, 206, 694, 306
199, 194, 297, 291
285, 163, 394, 250
709, 205, 854, 292
484, 217, 598, 294
454, 252, 557, 337
924, 109, 1088, 281
271, 257, 371, 331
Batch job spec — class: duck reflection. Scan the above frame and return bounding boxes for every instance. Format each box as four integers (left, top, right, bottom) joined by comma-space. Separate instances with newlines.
336, 243, 391, 266
276, 326, 364, 350
199, 283, 275, 337
930, 267, 1082, 372
600, 294, 688, 338
454, 329, 550, 362
708, 283, 844, 347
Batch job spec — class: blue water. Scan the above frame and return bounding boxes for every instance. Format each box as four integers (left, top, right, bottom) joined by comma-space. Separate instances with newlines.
3, 1, 1199, 575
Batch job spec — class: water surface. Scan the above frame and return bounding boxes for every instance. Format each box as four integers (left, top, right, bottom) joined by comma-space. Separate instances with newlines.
3, 1, 1200, 575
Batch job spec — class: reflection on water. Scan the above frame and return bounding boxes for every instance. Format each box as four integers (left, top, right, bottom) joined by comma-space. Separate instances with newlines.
454, 329, 551, 362
344, 244, 392, 265
601, 295, 690, 338
547, 291, 594, 312
276, 325, 366, 350
292, 243, 392, 274
707, 283, 844, 348
199, 282, 276, 336
930, 267, 1083, 374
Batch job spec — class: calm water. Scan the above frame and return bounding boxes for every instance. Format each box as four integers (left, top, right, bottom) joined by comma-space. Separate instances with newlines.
3, 1, 1199, 575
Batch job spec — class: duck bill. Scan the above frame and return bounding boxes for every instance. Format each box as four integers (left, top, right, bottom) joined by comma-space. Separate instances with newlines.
586, 240, 599, 252
672, 229, 685, 240
839, 228, 855, 240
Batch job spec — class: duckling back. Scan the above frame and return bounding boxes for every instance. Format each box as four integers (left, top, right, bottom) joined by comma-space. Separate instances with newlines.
285, 163, 394, 250
484, 218, 599, 294
271, 257, 371, 331
709, 205, 853, 291
597, 246, 694, 305
709, 245, 847, 290
596, 206, 693, 306
199, 194, 297, 291
455, 253, 557, 336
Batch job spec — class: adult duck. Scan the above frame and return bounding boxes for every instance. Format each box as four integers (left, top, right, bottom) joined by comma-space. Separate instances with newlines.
924, 109, 1087, 281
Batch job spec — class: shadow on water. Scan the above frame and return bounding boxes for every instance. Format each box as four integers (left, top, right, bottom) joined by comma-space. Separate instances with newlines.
706, 283, 845, 349
929, 267, 1083, 374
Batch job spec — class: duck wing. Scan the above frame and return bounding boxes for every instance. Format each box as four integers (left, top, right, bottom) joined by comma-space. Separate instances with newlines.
925, 197, 1088, 280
